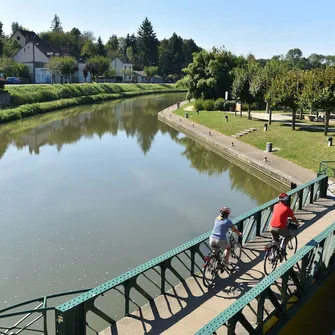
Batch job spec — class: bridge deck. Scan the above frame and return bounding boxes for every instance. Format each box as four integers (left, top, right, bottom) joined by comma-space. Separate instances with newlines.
101, 197, 335, 335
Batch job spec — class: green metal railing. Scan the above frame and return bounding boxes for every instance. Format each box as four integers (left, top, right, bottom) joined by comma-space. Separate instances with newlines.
195, 221, 335, 335
318, 160, 335, 178
52, 174, 328, 334
0, 289, 90, 334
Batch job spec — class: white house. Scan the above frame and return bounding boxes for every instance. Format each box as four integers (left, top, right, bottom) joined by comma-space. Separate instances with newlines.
11, 29, 40, 48
133, 70, 164, 83
11, 29, 90, 84
111, 57, 133, 82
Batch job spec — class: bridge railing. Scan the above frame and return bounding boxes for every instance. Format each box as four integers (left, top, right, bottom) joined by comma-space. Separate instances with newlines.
0, 289, 90, 335
195, 221, 335, 335
319, 160, 335, 178
53, 174, 328, 334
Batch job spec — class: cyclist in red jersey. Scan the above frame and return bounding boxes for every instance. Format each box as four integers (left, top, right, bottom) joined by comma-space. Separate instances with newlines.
270, 193, 299, 255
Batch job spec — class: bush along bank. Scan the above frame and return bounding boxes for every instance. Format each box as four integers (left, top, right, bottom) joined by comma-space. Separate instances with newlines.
194, 98, 236, 111
6, 83, 181, 106
0, 89, 185, 124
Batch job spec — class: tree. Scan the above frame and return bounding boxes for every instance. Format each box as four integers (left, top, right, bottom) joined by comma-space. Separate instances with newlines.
59, 56, 78, 83
39, 31, 68, 50
121, 68, 133, 82
126, 46, 136, 65
106, 35, 119, 52
308, 53, 326, 69
86, 56, 110, 82
50, 14, 63, 32
286, 48, 303, 63
300, 67, 335, 135
45, 57, 61, 84
81, 39, 98, 59
232, 62, 257, 119
0, 21, 3, 37
182, 39, 201, 68
137, 17, 159, 67
158, 33, 185, 78
11, 22, 22, 34
250, 59, 289, 123
0, 57, 30, 78
181, 47, 241, 100
96, 36, 106, 56
144, 66, 158, 81
2, 38, 21, 57
266, 69, 304, 130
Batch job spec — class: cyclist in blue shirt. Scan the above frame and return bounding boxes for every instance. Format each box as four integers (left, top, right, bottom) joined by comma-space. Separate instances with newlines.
209, 207, 242, 266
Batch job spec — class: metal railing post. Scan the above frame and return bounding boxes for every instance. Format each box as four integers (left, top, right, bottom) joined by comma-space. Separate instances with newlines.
190, 245, 198, 276
298, 190, 303, 210
310, 184, 314, 204
320, 176, 328, 198
255, 211, 262, 237
55, 304, 86, 335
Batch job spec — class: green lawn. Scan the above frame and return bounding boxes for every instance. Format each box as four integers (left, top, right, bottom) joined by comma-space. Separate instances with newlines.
175, 107, 335, 173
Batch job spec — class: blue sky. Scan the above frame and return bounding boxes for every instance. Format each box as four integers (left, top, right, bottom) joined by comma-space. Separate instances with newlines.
1, 0, 335, 59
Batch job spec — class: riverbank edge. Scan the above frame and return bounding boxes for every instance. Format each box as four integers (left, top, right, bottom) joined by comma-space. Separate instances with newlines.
158, 102, 316, 188
0, 89, 186, 124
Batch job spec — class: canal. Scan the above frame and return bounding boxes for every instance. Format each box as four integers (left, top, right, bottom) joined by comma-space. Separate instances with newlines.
0, 93, 281, 316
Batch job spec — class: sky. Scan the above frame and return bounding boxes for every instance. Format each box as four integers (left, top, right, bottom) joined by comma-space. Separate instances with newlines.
1, 0, 335, 59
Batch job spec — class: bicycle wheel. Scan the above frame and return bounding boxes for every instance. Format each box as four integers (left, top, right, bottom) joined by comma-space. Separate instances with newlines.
264, 247, 278, 275
285, 236, 298, 260
202, 255, 219, 288
230, 242, 242, 266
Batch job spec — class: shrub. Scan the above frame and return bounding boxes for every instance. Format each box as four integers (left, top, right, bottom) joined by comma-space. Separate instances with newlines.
224, 100, 236, 111
214, 98, 225, 111
203, 99, 215, 111
194, 99, 205, 111
6, 83, 183, 106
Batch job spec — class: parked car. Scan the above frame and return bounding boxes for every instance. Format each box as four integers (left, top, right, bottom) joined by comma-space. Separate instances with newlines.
6, 77, 22, 84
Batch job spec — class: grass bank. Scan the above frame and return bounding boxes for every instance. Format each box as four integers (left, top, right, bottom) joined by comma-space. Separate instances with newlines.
0, 88, 185, 124
175, 106, 335, 173
6, 83, 182, 106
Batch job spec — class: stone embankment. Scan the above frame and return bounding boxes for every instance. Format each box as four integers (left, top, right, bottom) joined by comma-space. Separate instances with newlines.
158, 102, 317, 187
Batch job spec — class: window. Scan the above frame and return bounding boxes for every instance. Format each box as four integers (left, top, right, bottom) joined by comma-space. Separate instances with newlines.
124, 66, 127, 69
17, 36, 20, 41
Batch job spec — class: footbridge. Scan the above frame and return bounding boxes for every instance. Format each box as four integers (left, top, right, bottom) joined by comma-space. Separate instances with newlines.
0, 174, 334, 335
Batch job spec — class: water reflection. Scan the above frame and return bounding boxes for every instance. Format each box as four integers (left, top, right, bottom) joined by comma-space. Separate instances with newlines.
177, 137, 283, 204
0, 94, 281, 206
0, 97, 180, 158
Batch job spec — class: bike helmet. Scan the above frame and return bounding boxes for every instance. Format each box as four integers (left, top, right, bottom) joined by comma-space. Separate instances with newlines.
278, 193, 289, 202
220, 206, 231, 215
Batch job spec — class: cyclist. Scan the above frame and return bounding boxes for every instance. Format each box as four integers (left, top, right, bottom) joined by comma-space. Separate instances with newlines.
209, 206, 242, 266
270, 193, 300, 256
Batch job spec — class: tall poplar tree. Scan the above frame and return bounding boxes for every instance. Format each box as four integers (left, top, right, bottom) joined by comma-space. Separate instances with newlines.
136, 17, 158, 68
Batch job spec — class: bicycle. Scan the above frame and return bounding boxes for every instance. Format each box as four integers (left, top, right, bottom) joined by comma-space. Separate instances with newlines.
263, 221, 298, 275
202, 231, 242, 288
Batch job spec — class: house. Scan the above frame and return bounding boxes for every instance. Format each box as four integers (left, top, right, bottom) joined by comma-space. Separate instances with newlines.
11, 29, 40, 48
111, 57, 133, 82
11, 29, 90, 84
133, 71, 164, 83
